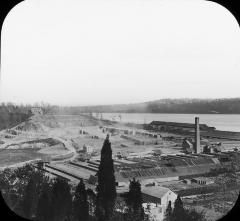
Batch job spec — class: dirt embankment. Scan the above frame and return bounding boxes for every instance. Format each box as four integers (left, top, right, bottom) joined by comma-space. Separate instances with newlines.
0, 114, 85, 168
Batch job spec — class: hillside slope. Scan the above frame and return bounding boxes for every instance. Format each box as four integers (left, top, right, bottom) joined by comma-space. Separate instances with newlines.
55, 98, 240, 114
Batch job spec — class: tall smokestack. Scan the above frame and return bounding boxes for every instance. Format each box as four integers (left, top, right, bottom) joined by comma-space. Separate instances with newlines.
194, 117, 201, 153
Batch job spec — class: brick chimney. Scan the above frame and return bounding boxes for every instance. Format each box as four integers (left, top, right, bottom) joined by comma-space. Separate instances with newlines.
194, 117, 201, 153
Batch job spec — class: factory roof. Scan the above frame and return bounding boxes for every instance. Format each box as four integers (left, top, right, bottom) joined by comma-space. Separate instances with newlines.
149, 121, 210, 129
114, 163, 218, 182
141, 186, 178, 204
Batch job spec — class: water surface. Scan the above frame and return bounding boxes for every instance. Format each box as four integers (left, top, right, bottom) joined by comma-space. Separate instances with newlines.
100, 113, 240, 132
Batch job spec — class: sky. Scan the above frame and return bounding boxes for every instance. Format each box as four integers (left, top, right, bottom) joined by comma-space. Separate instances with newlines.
1, 0, 240, 106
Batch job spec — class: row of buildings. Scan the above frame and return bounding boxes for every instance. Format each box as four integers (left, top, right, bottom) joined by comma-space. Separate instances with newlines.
102, 126, 161, 139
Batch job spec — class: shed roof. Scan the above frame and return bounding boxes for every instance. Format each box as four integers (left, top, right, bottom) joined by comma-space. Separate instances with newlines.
150, 121, 208, 129
142, 186, 174, 199
192, 177, 214, 182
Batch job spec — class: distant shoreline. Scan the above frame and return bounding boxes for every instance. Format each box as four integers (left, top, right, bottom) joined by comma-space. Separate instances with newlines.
90, 112, 240, 115
43, 113, 240, 134
104, 118, 240, 140
51, 112, 240, 115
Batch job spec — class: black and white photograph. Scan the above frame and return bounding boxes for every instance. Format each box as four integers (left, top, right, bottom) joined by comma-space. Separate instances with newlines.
1, 0, 240, 221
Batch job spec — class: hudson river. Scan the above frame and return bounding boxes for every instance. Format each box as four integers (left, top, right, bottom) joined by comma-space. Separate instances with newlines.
100, 113, 240, 132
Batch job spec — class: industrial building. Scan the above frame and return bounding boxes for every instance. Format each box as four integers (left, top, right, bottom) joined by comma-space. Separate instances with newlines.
102, 126, 161, 138
147, 120, 215, 132
30, 107, 43, 115
67, 151, 221, 189
142, 186, 178, 221
182, 138, 194, 153
83, 144, 94, 154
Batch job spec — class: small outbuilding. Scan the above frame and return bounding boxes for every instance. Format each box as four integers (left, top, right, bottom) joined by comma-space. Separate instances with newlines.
142, 186, 178, 221
191, 177, 214, 185
182, 139, 194, 153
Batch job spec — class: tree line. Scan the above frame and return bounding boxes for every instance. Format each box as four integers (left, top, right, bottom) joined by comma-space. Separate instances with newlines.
0, 102, 60, 130
0, 103, 32, 130
0, 167, 146, 220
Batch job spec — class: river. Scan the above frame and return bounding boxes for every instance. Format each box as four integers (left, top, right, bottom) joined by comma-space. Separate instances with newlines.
98, 113, 240, 132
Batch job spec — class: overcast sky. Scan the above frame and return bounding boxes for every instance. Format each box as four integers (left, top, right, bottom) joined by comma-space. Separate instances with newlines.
1, 0, 240, 106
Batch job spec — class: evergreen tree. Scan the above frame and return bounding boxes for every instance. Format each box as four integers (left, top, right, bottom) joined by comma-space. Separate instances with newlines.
96, 135, 117, 221
171, 195, 187, 221
167, 196, 206, 221
36, 185, 52, 221
21, 176, 36, 219
164, 201, 172, 221
124, 178, 145, 221
186, 209, 206, 221
72, 179, 89, 221
51, 177, 72, 221
21, 169, 46, 219
1, 165, 50, 218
